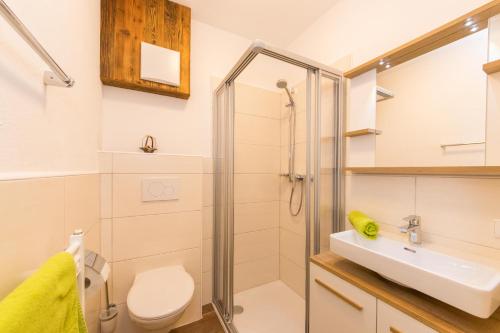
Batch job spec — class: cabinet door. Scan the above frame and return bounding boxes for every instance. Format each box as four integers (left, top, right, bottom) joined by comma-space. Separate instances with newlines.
310, 263, 377, 333
377, 300, 438, 333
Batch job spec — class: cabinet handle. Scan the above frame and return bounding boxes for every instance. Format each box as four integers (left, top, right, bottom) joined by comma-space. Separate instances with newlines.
314, 278, 364, 311
390, 327, 403, 333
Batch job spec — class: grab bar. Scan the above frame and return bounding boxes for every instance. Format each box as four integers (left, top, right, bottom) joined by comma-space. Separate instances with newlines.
0, 0, 74, 87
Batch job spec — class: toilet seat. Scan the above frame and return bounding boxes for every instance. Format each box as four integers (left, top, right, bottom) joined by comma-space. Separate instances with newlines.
127, 265, 195, 321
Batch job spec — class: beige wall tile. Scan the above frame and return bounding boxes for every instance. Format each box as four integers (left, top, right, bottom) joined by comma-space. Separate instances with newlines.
235, 113, 280, 146
202, 238, 213, 273
234, 228, 279, 265
112, 248, 201, 305
99, 152, 113, 174
279, 201, 305, 236
234, 256, 279, 293
202, 206, 214, 240
100, 174, 112, 219
202, 174, 213, 207
0, 177, 65, 298
235, 83, 281, 119
416, 177, 500, 249
279, 255, 305, 299
112, 174, 202, 217
202, 271, 212, 305
65, 174, 100, 234
345, 175, 416, 228
235, 144, 281, 174
113, 211, 201, 261
114, 284, 202, 332
85, 221, 101, 254
234, 201, 279, 234
101, 218, 113, 262
113, 153, 202, 174
280, 229, 305, 269
202, 157, 213, 174
234, 174, 280, 203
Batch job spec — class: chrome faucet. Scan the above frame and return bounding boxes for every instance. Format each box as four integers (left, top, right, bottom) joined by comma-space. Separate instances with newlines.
400, 215, 422, 245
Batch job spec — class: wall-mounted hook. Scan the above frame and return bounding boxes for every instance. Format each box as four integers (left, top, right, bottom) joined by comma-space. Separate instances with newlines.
140, 135, 157, 153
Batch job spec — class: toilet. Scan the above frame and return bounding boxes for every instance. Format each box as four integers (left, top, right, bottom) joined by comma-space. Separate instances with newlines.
127, 265, 195, 331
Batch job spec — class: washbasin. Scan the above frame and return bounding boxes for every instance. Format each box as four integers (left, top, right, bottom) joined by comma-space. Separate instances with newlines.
330, 230, 500, 318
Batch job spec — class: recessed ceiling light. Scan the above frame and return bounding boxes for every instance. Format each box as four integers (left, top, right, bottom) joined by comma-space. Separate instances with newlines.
465, 20, 474, 27
379, 60, 385, 65
385, 64, 391, 69
471, 25, 479, 32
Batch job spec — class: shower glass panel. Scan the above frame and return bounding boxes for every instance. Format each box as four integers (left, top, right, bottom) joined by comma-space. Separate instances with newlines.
212, 43, 342, 333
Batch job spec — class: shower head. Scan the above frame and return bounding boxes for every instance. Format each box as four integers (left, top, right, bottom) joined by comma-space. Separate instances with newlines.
276, 79, 288, 89
276, 79, 295, 106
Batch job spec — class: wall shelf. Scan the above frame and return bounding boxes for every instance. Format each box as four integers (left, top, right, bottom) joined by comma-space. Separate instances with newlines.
345, 166, 500, 176
344, 1, 500, 79
345, 129, 382, 137
483, 59, 500, 74
376, 86, 394, 102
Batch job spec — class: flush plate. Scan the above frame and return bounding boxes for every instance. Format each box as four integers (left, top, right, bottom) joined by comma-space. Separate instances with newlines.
142, 178, 180, 202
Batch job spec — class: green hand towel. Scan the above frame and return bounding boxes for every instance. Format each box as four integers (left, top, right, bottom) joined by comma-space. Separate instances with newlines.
348, 211, 379, 240
0, 252, 88, 333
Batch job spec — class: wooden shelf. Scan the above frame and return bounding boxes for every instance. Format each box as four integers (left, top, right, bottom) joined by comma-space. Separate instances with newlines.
345, 129, 382, 137
483, 59, 500, 74
344, 1, 500, 79
345, 166, 500, 176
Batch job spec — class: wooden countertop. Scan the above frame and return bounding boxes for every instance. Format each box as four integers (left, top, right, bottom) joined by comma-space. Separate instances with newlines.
311, 252, 500, 333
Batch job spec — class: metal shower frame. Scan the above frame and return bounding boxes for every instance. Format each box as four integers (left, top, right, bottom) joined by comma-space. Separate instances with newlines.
212, 40, 345, 333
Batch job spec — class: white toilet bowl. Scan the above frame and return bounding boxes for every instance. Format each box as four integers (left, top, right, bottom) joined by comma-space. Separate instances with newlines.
126, 265, 195, 332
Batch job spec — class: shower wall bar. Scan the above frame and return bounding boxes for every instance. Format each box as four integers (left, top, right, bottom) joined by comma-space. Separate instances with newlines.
0, 0, 74, 87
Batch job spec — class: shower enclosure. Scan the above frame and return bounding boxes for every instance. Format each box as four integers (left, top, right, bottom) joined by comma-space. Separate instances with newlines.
213, 42, 343, 333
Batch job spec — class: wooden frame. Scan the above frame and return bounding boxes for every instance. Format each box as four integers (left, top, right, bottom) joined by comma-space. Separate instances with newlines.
483, 59, 500, 74
344, 0, 500, 79
345, 129, 382, 137
100, 0, 191, 99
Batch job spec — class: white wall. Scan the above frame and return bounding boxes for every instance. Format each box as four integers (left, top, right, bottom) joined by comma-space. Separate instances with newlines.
287, 0, 489, 68
101, 20, 251, 157
0, 0, 101, 176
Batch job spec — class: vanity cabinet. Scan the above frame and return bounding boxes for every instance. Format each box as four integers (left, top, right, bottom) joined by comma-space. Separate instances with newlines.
310, 263, 377, 333
377, 300, 438, 333
310, 263, 437, 333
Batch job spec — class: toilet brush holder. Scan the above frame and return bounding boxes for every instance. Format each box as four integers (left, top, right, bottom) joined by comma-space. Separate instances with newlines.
100, 280, 118, 333
100, 304, 118, 333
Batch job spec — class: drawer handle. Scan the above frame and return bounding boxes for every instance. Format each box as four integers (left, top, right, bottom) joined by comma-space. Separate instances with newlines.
314, 278, 364, 311
390, 327, 403, 333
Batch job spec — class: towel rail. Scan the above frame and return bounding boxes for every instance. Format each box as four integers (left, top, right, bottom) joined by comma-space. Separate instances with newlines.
65, 229, 85, 315
0, 0, 74, 87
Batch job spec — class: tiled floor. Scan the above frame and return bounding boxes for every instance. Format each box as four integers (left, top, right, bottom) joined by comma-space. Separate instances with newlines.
233, 280, 304, 333
171, 304, 225, 333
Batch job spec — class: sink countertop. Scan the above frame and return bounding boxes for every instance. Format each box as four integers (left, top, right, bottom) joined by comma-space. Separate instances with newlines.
311, 252, 500, 333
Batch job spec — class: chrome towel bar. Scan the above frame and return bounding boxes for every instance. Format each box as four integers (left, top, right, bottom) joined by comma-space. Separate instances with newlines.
440, 141, 485, 149
0, 0, 74, 87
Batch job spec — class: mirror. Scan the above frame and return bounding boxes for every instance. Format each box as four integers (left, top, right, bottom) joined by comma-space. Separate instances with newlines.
374, 29, 488, 166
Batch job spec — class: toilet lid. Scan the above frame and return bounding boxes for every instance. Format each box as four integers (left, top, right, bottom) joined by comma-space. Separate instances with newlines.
127, 266, 195, 320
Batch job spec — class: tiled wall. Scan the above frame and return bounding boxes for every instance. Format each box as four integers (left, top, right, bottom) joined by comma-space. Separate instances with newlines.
99, 152, 204, 332
233, 83, 281, 293
0, 174, 101, 332
346, 174, 500, 269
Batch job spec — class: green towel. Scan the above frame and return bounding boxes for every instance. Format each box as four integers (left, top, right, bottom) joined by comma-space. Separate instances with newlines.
0, 252, 88, 333
348, 211, 379, 240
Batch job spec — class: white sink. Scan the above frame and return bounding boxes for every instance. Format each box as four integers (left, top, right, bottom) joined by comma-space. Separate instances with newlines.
330, 230, 500, 318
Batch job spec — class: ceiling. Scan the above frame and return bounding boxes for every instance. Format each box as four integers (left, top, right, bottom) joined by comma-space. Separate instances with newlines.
175, 0, 339, 47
